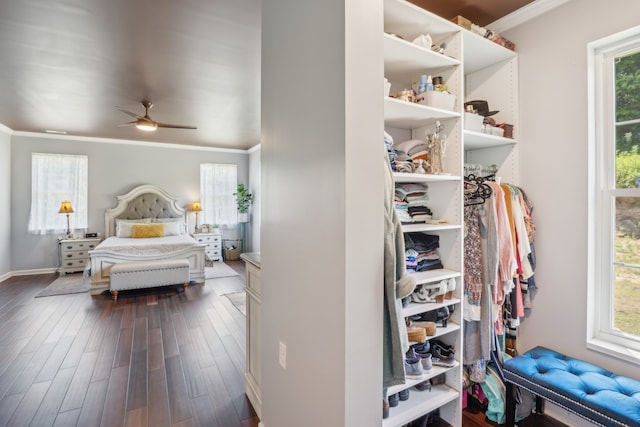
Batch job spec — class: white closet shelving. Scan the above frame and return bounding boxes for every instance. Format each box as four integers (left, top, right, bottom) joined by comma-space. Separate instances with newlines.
383, 0, 519, 426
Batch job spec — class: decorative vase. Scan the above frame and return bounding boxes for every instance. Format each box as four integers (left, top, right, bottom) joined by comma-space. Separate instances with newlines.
238, 212, 249, 223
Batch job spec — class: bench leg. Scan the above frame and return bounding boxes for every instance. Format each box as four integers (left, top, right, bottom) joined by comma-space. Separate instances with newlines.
535, 395, 545, 414
111, 291, 118, 301
506, 381, 516, 427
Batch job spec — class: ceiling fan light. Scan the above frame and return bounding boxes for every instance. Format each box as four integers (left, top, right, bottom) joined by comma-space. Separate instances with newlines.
136, 119, 158, 131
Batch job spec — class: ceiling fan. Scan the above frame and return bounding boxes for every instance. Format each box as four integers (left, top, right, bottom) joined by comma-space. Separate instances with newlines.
116, 100, 197, 132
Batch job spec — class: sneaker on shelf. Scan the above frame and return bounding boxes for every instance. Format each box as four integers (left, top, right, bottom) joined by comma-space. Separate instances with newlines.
414, 379, 432, 392
411, 341, 430, 354
431, 346, 457, 367
398, 388, 410, 401
404, 348, 424, 378
432, 339, 454, 353
418, 351, 432, 371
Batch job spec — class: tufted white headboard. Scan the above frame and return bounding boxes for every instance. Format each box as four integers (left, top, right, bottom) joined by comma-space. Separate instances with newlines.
104, 184, 185, 237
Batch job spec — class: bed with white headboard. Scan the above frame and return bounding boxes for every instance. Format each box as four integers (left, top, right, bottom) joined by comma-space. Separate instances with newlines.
88, 184, 206, 295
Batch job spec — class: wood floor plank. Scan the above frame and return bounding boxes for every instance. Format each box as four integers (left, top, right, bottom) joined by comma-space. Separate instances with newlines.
75, 379, 108, 427
6, 380, 51, 427
99, 365, 128, 427
112, 326, 134, 369
202, 365, 243, 427
9, 342, 55, 394
190, 394, 220, 427
126, 350, 147, 411
52, 409, 80, 427
165, 355, 194, 424
90, 333, 119, 383
29, 367, 75, 427
0, 393, 24, 427
125, 407, 147, 427
59, 351, 98, 412
148, 364, 171, 427
60, 327, 92, 370
35, 335, 75, 383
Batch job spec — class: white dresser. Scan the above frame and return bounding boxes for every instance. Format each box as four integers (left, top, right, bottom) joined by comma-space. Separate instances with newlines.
240, 252, 261, 421
58, 237, 101, 274
192, 233, 222, 261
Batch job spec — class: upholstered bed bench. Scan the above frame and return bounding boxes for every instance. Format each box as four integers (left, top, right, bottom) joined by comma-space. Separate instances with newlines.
109, 258, 190, 301
504, 346, 640, 427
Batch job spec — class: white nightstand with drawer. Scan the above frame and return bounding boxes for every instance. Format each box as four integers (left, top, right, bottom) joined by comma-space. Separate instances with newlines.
58, 237, 101, 274
192, 233, 222, 261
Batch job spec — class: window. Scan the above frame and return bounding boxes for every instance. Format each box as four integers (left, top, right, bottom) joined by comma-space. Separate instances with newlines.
589, 27, 640, 359
28, 153, 88, 235
200, 163, 237, 227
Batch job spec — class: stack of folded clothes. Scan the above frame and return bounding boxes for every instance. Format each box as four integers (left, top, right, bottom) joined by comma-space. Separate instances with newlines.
404, 232, 443, 272
394, 139, 430, 166
395, 183, 433, 223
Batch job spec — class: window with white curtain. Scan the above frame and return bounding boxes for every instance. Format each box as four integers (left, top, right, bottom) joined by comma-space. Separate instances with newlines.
588, 27, 640, 360
28, 153, 89, 235
200, 163, 237, 227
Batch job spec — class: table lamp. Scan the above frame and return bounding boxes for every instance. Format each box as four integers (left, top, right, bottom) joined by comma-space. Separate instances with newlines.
192, 201, 202, 233
58, 200, 74, 238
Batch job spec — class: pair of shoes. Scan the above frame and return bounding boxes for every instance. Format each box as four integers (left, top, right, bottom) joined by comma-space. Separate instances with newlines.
399, 388, 410, 401
405, 348, 424, 378
411, 341, 430, 354
410, 341, 433, 371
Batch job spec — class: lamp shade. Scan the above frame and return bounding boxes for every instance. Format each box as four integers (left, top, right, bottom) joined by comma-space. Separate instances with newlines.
58, 200, 74, 214
192, 201, 202, 212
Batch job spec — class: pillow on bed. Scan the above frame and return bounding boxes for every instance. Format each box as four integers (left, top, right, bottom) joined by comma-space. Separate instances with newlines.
131, 223, 165, 238
153, 217, 187, 234
116, 221, 153, 238
162, 221, 182, 236
116, 218, 153, 237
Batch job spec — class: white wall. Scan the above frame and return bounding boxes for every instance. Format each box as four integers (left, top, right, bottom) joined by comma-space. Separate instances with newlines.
505, 0, 640, 424
0, 126, 11, 280
261, 0, 383, 426
9, 133, 249, 273
247, 145, 260, 252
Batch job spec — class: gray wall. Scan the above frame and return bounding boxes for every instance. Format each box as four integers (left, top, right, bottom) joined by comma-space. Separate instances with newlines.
261, 0, 383, 426
505, 0, 640, 424
10, 133, 249, 272
0, 127, 10, 280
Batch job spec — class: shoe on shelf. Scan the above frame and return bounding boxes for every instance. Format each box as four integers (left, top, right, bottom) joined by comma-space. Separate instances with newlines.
404, 348, 424, 378
398, 388, 410, 401
388, 393, 399, 407
383, 399, 390, 419
445, 277, 456, 299
431, 339, 455, 355
418, 351, 432, 371
435, 306, 449, 327
431, 346, 457, 367
414, 379, 432, 392
411, 341, 430, 354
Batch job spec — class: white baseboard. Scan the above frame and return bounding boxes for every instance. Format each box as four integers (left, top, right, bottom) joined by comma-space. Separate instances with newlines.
0, 267, 58, 282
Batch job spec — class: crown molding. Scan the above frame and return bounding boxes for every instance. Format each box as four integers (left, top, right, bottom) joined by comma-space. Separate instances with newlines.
488, 0, 571, 33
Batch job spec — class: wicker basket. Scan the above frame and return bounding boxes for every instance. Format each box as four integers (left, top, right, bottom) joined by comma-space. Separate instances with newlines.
223, 239, 242, 261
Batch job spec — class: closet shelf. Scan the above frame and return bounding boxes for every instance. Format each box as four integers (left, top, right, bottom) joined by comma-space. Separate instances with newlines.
384, 33, 460, 82
401, 223, 461, 233
403, 299, 460, 318
462, 30, 516, 74
384, 97, 460, 129
393, 172, 461, 183
464, 130, 516, 151
407, 268, 460, 286
408, 322, 461, 344
387, 363, 460, 396
383, 384, 460, 427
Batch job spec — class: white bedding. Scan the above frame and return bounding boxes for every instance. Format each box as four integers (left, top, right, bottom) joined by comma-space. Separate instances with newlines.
95, 234, 200, 256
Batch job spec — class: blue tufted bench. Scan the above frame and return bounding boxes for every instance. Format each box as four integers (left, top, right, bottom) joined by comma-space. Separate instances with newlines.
503, 346, 640, 427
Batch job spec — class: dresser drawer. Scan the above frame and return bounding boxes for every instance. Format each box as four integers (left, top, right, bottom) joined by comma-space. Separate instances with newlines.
60, 258, 88, 270
61, 250, 91, 260
60, 240, 99, 252
194, 234, 222, 244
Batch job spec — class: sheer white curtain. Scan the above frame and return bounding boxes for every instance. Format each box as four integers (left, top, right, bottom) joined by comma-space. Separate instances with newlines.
28, 153, 88, 235
200, 163, 237, 227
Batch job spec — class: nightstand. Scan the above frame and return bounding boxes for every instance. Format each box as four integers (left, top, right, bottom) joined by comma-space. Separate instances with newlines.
58, 237, 101, 274
192, 233, 222, 261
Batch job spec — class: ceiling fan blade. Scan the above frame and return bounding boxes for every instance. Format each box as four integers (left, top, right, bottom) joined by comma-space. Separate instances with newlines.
117, 121, 137, 127
116, 107, 142, 119
156, 122, 197, 130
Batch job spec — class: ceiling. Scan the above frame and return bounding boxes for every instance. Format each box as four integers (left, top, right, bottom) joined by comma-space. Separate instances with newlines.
0, 0, 533, 150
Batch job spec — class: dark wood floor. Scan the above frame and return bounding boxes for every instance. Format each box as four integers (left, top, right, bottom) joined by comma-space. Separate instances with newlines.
462, 405, 568, 427
0, 260, 259, 427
